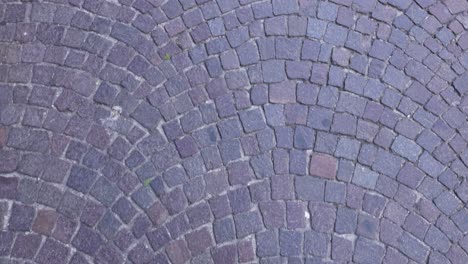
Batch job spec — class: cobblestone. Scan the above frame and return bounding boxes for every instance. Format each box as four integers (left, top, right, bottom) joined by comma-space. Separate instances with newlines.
0, 0, 466, 262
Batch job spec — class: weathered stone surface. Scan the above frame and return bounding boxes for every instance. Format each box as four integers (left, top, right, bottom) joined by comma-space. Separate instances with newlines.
0, 1, 464, 263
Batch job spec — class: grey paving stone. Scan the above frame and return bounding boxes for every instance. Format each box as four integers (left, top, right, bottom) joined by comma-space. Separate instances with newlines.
90, 177, 120, 207
363, 193, 387, 217
309, 202, 336, 233
315, 132, 338, 155
331, 235, 353, 261
418, 151, 445, 177
307, 18, 327, 39
66, 165, 98, 194
36, 238, 70, 264
331, 113, 357, 136
357, 213, 379, 239
72, 225, 104, 255
324, 24, 348, 45
256, 230, 278, 257
335, 137, 361, 160
372, 149, 405, 177
354, 237, 385, 263
239, 108, 267, 133
391, 135, 422, 162
434, 191, 462, 215
396, 163, 425, 190
352, 164, 379, 189
403, 212, 430, 240
304, 230, 329, 257
294, 126, 315, 150
260, 201, 285, 228
335, 207, 357, 234
273, 0, 299, 15
325, 181, 346, 204
308, 106, 333, 131
397, 232, 430, 262
234, 210, 263, 238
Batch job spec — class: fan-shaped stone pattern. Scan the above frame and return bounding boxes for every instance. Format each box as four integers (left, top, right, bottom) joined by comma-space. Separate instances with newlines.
1, 0, 468, 263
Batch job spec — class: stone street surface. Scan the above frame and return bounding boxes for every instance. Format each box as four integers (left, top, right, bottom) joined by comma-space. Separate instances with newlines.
1, 0, 468, 263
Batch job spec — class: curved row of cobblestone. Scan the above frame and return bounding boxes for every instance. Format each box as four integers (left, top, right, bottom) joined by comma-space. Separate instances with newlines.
1, 0, 468, 263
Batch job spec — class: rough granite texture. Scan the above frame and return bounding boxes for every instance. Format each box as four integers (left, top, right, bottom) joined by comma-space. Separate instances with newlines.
1, 0, 468, 263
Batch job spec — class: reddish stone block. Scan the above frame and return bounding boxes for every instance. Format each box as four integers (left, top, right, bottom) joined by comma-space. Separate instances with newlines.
309, 153, 338, 179
32, 209, 56, 235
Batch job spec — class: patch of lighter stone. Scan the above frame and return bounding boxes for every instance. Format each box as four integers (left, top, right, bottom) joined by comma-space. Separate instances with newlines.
336, 233, 357, 242
0, 201, 12, 230
110, 106, 123, 120
107, 0, 122, 5
101, 105, 122, 131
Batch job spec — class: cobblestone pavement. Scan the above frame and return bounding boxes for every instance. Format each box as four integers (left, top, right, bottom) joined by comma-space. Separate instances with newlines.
1, 0, 468, 263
